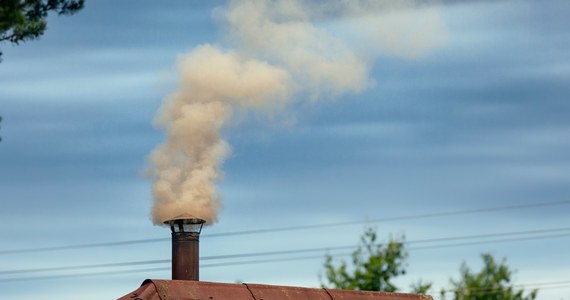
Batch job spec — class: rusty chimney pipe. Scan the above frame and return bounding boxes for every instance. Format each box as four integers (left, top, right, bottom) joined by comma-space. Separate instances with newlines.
164, 217, 205, 281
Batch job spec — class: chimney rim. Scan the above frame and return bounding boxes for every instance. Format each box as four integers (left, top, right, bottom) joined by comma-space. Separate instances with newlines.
163, 217, 206, 225
164, 217, 206, 234
163, 213, 207, 226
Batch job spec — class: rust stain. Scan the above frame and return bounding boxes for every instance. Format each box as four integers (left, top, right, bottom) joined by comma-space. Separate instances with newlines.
247, 283, 331, 300
118, 280, 434, 300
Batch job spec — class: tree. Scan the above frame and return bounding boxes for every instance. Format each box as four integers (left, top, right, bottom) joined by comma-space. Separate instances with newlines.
441, 253, 538, 300
321, 229, 537, 299
321, 228, 430, 293
0, 0, 84, 61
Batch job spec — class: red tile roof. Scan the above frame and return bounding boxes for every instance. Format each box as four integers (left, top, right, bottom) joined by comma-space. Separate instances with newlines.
118, 280, 433, 300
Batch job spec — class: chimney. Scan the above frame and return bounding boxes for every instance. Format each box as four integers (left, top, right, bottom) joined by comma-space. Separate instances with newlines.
164, 217, 205, 281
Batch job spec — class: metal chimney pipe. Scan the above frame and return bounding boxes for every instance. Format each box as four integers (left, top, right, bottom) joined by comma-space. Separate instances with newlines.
164, 218, 205, 281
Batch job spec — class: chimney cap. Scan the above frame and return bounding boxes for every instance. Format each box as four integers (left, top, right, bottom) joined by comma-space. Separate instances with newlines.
164, 216, 206, 234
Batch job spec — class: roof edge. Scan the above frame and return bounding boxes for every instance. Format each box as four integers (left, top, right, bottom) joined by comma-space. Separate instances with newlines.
135, 280, 433, 300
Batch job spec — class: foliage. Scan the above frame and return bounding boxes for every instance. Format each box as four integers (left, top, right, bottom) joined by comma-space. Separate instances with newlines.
321, 228, 410, 292
321, 229, 538, 299
411, 279, 433, 294
441, 253, 538, 300
0, 0, 84, 60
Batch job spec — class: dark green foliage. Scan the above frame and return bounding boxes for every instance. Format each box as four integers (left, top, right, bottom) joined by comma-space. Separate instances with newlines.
441, 253, 538, 300
321, 228, 409, 292
0, 0, 84, 60
411, 280, 433, 294
321, 229, 537, 299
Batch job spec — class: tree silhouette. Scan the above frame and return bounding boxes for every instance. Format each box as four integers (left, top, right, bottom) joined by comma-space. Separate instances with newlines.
321, 228, 430, 293
0, 0, 84, 61
441, 253, 538, 300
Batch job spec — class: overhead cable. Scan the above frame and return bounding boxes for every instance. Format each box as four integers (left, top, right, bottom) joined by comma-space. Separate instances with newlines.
1, 199, 568, 255
2, 226, 568, 277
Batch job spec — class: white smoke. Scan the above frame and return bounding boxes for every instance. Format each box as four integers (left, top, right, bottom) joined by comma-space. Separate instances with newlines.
148, 0, 447, 225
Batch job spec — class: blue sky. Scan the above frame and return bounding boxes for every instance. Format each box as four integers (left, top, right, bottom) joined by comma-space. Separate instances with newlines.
1, 1, 569, 299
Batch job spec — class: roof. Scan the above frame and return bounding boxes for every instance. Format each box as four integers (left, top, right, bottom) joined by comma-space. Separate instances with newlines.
117, 280, 433, 300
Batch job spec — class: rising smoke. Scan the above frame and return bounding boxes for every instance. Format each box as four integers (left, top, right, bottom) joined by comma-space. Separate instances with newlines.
148, 0, 447, 225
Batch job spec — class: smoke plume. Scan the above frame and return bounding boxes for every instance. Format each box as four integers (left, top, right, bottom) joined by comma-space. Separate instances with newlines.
148, 0, 447, 225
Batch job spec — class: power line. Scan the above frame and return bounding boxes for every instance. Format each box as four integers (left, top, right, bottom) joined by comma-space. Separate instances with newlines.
1, 199, 569, 255
2, 226, 569, 277
199, 226, 570, 260
409, 232, 570, 251
2, 248, 570, 299
438, 279, 570, 295
0, 267, 170, 283
0, 259, 170, 275
0, 238, 168, 255
407, 226, 570, 245
199, 232, 570, 269
202, 200, 570, 238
